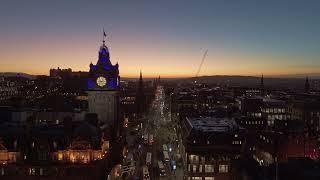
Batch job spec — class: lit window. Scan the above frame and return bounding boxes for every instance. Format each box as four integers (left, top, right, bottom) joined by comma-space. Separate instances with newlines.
191, 177, 201, 180
58, 152, 63, 161
267, 120, 271, 125
219, 165, 228, 173
189, 155, 193, 162
201, 157, 205, 164
205, 165, 214, 172
205, 177, 214, 180
193, 165, 197, 172
29, 168, 36, 176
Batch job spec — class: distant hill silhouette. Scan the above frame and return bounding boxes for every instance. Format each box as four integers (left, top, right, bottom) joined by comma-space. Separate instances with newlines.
270, 73, 320, 79
0, 72, 36, 79
177, 75, 320, 91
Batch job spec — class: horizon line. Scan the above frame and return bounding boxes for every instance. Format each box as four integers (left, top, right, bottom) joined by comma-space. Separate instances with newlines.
1, 71, 320, 79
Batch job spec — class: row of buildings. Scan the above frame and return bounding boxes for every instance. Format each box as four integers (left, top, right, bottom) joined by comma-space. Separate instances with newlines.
170, 76, 320, 180
0, 37, 155, 179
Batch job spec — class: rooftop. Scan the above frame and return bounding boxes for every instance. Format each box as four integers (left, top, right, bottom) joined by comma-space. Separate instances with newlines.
186, 117, 238, 133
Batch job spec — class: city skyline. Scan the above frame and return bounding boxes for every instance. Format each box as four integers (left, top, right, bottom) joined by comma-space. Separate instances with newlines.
1, 1, 320, 180
1, 0, 320, 78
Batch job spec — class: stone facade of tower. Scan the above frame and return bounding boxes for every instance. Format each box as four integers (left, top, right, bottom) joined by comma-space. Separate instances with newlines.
136, 71, 146, 115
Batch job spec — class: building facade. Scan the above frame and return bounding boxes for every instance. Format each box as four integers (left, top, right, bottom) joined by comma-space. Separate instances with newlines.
181, 117, 245, 180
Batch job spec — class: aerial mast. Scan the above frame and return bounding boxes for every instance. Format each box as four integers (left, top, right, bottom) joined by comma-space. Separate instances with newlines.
194, 49, 208, 84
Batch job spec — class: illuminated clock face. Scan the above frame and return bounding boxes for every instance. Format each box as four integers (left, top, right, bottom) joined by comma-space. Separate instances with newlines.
96, 76, 107, 87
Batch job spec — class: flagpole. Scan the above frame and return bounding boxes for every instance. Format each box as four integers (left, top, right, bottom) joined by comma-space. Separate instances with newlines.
103, 28, 105, 44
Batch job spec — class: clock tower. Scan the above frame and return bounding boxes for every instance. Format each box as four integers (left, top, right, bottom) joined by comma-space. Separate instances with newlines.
87, 36, 120, 126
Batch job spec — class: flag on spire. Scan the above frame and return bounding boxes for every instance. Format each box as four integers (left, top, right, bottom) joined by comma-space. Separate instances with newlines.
102, 29, 107, 44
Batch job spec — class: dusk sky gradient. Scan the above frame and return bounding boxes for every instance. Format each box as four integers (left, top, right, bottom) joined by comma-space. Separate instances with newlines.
0, 0, 320, 78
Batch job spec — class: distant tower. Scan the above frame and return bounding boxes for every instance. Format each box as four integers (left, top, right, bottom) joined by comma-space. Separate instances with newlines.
305, 76, 310, 93
87, 32, 120, 127
139, 70, 143, 88
260, 74, 265, 96
136, 70, 145, 115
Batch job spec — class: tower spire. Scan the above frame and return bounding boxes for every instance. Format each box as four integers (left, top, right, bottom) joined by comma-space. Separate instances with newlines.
260, 74, 265, 96
140, 70, 142, 80
137, 70, 145, 116
139, 70, 143, 89
305, 76, 310, 93
102, 29, 107, 45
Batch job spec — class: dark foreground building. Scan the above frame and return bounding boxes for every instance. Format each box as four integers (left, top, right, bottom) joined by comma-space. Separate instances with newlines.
0, 118, 112, 180
181, 117, 245, 180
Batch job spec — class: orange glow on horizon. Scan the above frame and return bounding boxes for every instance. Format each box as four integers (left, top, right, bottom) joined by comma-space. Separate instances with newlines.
0, 34, 319, 78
